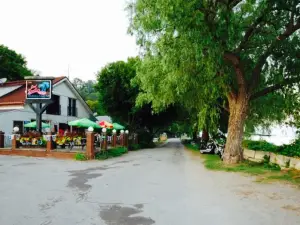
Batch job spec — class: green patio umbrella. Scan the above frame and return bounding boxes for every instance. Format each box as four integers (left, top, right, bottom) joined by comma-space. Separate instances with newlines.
68, 118, 101, 128
24, 121, 50, 128
113, 123, 125, 130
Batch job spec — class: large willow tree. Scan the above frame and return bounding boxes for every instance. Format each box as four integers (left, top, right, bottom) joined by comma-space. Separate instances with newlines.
128, 0, 300, 164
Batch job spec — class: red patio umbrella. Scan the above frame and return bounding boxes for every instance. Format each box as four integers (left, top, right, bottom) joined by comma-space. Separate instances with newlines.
99, 121, 113, 129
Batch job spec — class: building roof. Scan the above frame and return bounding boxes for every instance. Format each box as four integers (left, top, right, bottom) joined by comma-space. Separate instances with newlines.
0, 109, 16, 114
96, 116, 112, 123
0, 85, 22, 98
0, 77, 65, 106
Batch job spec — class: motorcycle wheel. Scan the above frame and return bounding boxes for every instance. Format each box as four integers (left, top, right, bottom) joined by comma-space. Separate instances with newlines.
206, 143, 216, 154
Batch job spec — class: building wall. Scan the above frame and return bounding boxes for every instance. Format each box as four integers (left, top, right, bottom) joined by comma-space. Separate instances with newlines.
52, 81, 88, 118
0, 80, 91, 135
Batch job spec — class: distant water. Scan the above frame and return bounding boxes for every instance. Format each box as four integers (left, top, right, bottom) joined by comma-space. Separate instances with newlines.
250, 125, 298, 146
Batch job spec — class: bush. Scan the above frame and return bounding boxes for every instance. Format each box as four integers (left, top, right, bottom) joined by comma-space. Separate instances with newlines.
75, 153, 87, 161
95, 147, 128, 160
128, 144, 141, 151
109, 147, 128, 157
277, 139, 300, 157
137, 131, 155, 148
242, 140, 278, 152
243, 139, 300, 158
181, 139, 192, 145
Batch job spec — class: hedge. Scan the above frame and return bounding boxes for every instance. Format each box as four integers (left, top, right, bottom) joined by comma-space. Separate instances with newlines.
242, 140, 300, 157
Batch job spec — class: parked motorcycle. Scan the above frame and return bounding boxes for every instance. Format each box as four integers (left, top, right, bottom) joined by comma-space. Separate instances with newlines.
199, 131, 226, 159
199, 139, 215, 154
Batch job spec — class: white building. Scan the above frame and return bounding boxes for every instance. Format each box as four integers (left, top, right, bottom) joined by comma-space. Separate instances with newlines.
0, 76, 93, 135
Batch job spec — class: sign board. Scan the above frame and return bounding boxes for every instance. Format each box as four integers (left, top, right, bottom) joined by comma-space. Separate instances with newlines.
26, 80, 52, 99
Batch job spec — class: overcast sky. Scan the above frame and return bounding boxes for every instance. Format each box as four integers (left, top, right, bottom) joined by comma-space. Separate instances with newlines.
0, 0, 138, 81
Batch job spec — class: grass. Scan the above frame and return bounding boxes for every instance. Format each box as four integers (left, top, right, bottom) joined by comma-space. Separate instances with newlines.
75, 152, 87, 161
185, 143, 199, 152
184, 144, 300, 187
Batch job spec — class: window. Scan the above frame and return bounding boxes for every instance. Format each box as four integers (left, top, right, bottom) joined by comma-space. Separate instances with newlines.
46, 95, 61, 115
68, 98, 77, 116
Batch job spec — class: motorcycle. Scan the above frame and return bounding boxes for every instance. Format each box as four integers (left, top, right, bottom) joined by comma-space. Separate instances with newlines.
199, 131, 226, 159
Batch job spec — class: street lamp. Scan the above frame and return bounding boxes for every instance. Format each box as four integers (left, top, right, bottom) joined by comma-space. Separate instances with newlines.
102, 128, 107, 133
125, 130, 129, 134
88, 126, 94, 132
112, 129, 116, 134
120, 130, 124, 134
13, 127, 19, 133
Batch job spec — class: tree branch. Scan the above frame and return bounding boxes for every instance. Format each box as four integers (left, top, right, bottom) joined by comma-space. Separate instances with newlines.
228, 0, 242, 9
224, 51, 247, 95
217, 102, 229, 112
250, 77, 300, 100
236, 15, 265, 52
250, 18, 300, 92
277, 19, 300, 41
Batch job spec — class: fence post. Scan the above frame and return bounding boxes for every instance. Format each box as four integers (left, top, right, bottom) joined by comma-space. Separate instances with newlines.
86, 131, 95, 160
120, 130, 124, 146
124, 134, 128, 147
112, 130, 117, 147
11, 135, 17, 150
46, 132, 53, 153
124, 130, 129, 148
0, 131, 4, 148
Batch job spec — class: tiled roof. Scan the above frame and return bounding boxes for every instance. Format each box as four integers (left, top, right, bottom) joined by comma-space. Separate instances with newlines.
0, 77, 66, 106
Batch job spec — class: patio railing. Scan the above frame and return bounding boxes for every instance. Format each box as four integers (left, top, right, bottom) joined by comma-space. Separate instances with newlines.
0, 131, 137, 160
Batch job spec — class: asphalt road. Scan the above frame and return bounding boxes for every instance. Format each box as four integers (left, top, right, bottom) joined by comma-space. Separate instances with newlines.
0, 138, 300, 225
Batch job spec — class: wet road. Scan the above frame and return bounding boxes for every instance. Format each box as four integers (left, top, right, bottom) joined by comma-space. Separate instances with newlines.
0, 138, 299, 225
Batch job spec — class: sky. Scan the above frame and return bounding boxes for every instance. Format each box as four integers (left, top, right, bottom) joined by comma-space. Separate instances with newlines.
0, 0, 138, 81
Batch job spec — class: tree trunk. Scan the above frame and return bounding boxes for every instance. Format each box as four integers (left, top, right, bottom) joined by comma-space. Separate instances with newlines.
192, 130, 198, 141
223, 95, 249, 164
201, 129, 209, 142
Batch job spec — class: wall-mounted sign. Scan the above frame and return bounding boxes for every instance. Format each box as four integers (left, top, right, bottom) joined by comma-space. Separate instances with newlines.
26, 80, 52, 99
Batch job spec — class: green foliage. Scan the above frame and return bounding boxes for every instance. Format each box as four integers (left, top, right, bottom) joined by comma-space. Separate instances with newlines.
95, 57, 182, 147
75, 153, 87, 161
72, 78, 96, 100
72, 78, 105, 115
184, 143, 199, 152
86, 100, 105, 115
185, 144, 300, 186
95, 58, 140, 125
128, 0, 300, 161
243, 139, 300, 158
195, 153, 281, 174
0, 45, 32, 81
181, 139, 192, 145
277, 140, 300, 157
128, 143, 141, 151
138, 130, 155, 148
242, 140, 278, 152
95, 147, 128, 160
108, 147, 128, 157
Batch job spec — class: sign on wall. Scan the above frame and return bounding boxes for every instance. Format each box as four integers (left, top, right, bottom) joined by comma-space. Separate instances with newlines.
26, 80, 52, 99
